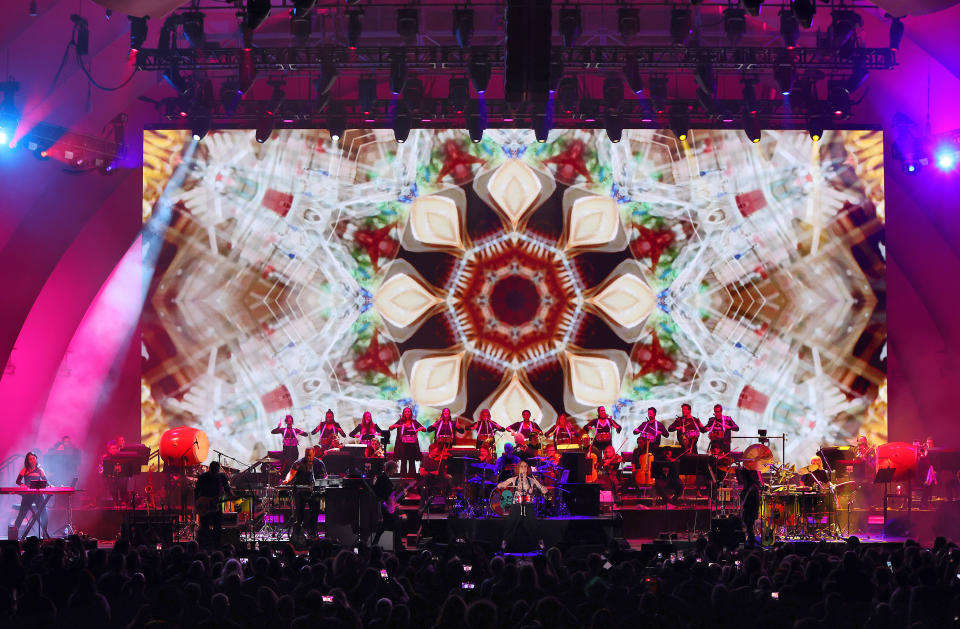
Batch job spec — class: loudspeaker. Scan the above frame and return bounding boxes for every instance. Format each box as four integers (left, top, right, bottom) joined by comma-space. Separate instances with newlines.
324, 488, 380, 545
561, 483, 600, 516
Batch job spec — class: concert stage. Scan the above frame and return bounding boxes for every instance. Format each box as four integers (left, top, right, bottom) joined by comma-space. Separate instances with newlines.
418, 513, 621, 549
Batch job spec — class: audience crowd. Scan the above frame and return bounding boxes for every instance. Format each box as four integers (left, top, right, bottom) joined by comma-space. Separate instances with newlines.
0, 533, 959, 629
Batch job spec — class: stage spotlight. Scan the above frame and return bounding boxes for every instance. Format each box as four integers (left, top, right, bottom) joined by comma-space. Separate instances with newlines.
669, 109, 688, 142
670, 7, 692, 45
245, 0, 271, 31
559, 6, 582, 48
467, 100, 486, 143
774, 61, 795, 96
618, 7, 639, 39
603, 75, 624, 111
549, 58, 564, 95
624, 58, 643, 94
397, 7, 419, 44
347, 9, 363, 49
162, 62, 190, 95
694, 63, 715, 97
743, 114, 761, 143
534, 112, 552, 143
723, 7, 747, 44
389, 53, 407, 95
827, 79, 850, 117
290, 11, 312, 42
129, 16, 148, 52
650, 76, 668, 114
393, 105, 411, 143
741, 0, 763, 17
468, 50, 491, 94
448, 77, 470, 114
181, 11, 205, 48
453, 8, 474, 48
316, 62, 339, 98
791, 0, 815, 29
696, 88, 715, 113
807, 119, 824, 142
327, 107, 346, 142
191, 115, 210, 141
937, 149, 957, 172
780, 9, 799, 49
889, 16, 904, 51
829, 9, 862, 51
604, 113, 623, 144
557, 77, 579, 114
256, 111, 275, 143
358, 76, 377, 115
29, 0, 37, 16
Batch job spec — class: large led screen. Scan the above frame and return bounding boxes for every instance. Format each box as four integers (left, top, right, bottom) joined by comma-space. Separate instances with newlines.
141, 128, 886, 464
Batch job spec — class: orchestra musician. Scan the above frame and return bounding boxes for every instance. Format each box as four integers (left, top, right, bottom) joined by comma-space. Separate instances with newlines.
668, 404, 706, 454
704, 404, 739, 454
101, 439, 127, 507
496, 442, 520, 483
544, 414, 582, 447
282, 447, 323, 538
598, 445, 623, 506
468, 408, 505, 449
389, 407, 426, 476
418, 441, 453, 515
496, 459, 547, 552
428, 407, 465, 448
271, 415, 308, 475
584, 406, 622, 455
800, 456, 830, 488
508, 410, 544, 456
477, 443, 497, 466
651, 448, 683, 508
634, 407, 669, 449
349, 411, 384, 444
194, 461, 236, 547
14, 452, 50, 538
311, 409, 347, 451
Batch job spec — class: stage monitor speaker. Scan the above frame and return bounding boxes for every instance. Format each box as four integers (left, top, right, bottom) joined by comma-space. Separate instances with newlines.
559, 452, 587, 484
561, 483, 600, 516
324, 488, 380, 545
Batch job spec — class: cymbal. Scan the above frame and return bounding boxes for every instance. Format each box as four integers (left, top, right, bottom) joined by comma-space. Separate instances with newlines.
470, 462, 498, 470
742, 443, 774, 471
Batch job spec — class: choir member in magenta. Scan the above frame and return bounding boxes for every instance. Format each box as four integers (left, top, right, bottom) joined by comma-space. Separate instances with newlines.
349, 411, 384, 443
584, 406, 622, 454
469, 408, 505, 449
544, 413, 581, 447
271, 414, 308, 475
428, 407, 465, 448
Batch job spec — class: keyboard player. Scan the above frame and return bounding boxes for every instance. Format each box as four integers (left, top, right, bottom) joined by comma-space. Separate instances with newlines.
14, 452, 50, 538
283, 447, 323, 538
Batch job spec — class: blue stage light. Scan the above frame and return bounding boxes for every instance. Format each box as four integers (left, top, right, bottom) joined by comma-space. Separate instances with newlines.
936, 150, 957, 172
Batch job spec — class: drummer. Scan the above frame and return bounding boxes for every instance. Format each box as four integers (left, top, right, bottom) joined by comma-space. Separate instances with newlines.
271, 415, 308, 475
545, 414, 581, 447
469, 408, 506, 450
428, 407, 465, 449
800, 456, 830, 488
496, 442, 520, 483
349, 411, 384, 444
584, 406, 622, 455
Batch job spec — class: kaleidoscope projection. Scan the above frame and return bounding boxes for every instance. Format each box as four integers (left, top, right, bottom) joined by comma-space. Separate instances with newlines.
141, 128, 886, 464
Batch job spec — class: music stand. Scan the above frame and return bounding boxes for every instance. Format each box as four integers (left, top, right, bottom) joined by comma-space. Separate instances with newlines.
874, 467, 896, 536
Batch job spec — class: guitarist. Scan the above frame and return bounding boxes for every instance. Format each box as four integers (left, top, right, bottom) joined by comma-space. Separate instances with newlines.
668, 404, 706, 455
373, 461, 411, 546
194, 461, 235, 547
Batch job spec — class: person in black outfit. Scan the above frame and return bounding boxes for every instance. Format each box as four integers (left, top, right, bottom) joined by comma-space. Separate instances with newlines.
14, 452, 49, 538
194, 461, 234, 547
389, 407, 426, 476
349, 411, 384, 444
271, 415, 308, 475
495, 443, 520, 483
668, 404, 707, 455
737, 464, 763, 547
651, 448, 683, 507
283, 448, 322, 537
704, 404, 740, 454
372, 460, 401, 545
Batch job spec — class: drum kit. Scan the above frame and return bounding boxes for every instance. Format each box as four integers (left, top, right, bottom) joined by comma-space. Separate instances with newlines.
739, 443, 846, 540
454, 457, 567, 518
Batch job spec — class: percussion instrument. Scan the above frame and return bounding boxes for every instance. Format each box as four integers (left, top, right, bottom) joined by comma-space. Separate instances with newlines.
742, 443, 775, 472
0, 486, 77, 495
489, 487, 512, 516
160, 426, 210, 466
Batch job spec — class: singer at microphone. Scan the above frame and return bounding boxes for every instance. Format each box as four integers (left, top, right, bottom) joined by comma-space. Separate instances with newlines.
496, 459, 547, 552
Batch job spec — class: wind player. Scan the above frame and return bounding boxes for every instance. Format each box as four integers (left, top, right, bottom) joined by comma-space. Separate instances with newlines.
468, 408, 505, 450
390, 407, 426, 476
668, 404, 707, 455
704, 404, 740, 454
311, 409, 347, 452
584, 406, 622, 455
271, 415, 308, 475
428, 407, 465, 448
14, 453, 50, 538
545, 414, 581, 447
349, 411, 384, 444
508, 410, 545, 457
